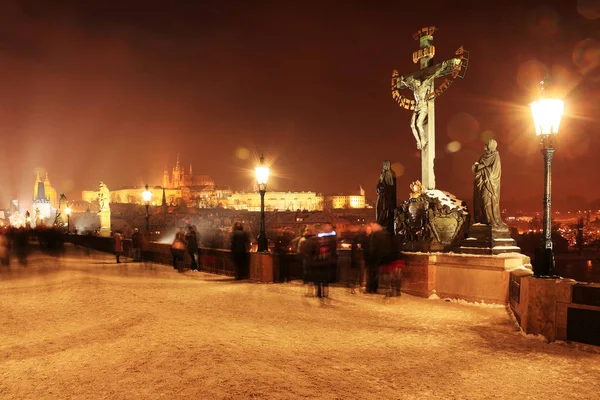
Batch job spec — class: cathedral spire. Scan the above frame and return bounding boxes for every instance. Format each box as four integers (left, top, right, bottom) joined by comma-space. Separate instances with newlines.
175, 153, 180, 171
189, 164, 192, 176
34, 170, 41, 200
161, 186, 168, 212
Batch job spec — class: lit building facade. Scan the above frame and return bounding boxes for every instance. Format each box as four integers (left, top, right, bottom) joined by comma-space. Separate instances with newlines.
226, 191, 322, 212
324, 195, 365, 209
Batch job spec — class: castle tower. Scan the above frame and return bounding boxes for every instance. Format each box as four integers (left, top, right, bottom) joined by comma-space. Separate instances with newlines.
172, 154, 181, 188
33, 171, 41, 200
44, 173, 58, 208
163, 170, 170, 189
37, 182, 46, 200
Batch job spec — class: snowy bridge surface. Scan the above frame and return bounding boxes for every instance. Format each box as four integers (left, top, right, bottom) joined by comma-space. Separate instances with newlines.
1, 248, 599, 400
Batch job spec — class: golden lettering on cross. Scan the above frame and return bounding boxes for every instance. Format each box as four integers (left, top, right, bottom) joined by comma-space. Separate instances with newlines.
391, 27, 469, 108
413, 46, 436, 63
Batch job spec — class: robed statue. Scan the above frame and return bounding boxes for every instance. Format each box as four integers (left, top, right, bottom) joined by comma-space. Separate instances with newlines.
376, 160, 397, 233
98, 181, 110, 212
472, 139, 506, 227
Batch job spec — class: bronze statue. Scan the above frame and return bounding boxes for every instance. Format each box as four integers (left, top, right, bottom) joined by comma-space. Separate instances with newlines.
397, 61, 448, 150
376, 160, 397, 233
472, 139, 506, 227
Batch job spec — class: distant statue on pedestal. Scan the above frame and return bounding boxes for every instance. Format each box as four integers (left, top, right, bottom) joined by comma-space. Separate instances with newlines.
376, 160, 397, 233
98, 181, 111, 237
472, 139, 506, 228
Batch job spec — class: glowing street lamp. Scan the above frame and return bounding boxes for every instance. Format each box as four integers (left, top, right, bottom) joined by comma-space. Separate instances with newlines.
530, 75, 564, 277
65, 207, 72, 233
255, 154, 270, 252
142, 184, 152, 233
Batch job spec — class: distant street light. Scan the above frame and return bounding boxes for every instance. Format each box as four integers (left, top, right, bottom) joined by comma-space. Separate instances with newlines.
142, 185, 152, 234
530, 75, 564, 277
255, 154, 270, 252
65, 207, 72, 233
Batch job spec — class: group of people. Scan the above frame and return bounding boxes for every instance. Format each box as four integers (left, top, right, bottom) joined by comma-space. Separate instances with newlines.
170, 226, 199, 271
0, 227, 31, 266
113, 228, 150, 264
298, 224, 338, 298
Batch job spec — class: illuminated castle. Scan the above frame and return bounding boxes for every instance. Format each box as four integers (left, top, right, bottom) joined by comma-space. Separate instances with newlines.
162, 154, 215, 189
32, 171, 58, 224
33, 171, 58, 209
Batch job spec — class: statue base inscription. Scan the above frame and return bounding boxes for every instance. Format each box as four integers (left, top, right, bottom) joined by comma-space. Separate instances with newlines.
459, 224, 520, 255
394, 188, 469, 253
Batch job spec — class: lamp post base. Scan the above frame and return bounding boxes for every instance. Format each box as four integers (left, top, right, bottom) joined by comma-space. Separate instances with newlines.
257, 232, 268, 253
533, 247, 558, 278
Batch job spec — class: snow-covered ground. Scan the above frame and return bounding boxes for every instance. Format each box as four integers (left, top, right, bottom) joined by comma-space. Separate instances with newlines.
1, 247, 599, 400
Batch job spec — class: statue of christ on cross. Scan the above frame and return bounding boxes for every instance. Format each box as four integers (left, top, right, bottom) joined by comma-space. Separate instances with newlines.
398, 60, 448, 150
391, 26, 468, 190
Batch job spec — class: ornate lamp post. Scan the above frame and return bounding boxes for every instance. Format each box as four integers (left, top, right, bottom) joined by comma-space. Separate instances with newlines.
255, 154, 270, 252
142, 185, 152, 234
530, 76, 564, 277
65, 207, 72, 233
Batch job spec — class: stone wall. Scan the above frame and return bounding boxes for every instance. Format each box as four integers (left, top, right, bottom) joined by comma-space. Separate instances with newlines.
510, 270, 600, 346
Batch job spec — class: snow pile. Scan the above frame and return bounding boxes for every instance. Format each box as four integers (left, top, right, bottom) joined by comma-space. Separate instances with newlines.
424, 189, 468, 212
428, 290, 440, 300
443, 297, 505, 308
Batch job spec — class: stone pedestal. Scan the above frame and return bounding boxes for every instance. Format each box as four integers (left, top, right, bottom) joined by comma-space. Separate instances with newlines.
250, 252, 274, 283
459, 224, 520, 255
401, 251, 531, 303
99, 209, 111, 237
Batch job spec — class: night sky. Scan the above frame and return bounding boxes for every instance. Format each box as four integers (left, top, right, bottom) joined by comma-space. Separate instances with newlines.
0, 0, 599, 211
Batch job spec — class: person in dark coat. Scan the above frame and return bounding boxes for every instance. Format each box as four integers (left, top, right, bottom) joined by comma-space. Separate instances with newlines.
171, 227, 186, 270
313, 224, 337, 299
366, 223, 394, 294
350, 224, 372, 294
114, 231, 124, 264
231, 222, 250, 279
185, 226, 199, 270
274, 229, 293, 283
131, 228, 142, 262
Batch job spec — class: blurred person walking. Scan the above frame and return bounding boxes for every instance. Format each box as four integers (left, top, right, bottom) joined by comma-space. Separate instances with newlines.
0, 232, 9, 266
231, 222, 250, 279
131, 228, 142, 262
313, 224, 337, 299
298, 227, 316, 284
365, 223, 392, 294
274, 228, 293, 282
186, 226, 199, 271
350, 224, 372, 294
114, 231, 124, 264
171, 227, 186, 271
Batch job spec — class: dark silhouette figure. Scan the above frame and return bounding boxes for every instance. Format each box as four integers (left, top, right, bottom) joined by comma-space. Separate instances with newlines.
186, 226, 199, 270
376, 160, 397, 234
171, 228, 186, 271
131, 228, 142, 261
274, 229, 293, 282
231, 222, 250, 279
114, 231, 124, 263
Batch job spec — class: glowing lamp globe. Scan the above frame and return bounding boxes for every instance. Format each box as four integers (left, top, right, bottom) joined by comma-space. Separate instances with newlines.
142, 185, 152, 203
65, 207, 72, 215
255, 155, 269, 186
530, 98, 564, 136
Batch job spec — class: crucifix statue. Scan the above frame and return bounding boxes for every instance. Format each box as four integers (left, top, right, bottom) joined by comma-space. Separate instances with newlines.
391, 26, 469, 190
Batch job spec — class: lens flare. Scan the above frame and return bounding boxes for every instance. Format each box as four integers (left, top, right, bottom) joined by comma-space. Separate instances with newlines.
446, 141, 462, 153
235, 147, 250, 160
